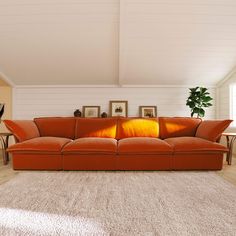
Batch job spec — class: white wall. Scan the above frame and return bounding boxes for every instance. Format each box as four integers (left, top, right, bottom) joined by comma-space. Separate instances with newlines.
13, 86, 216, 119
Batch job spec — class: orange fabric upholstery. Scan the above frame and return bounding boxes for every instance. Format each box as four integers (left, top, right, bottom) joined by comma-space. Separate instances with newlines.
172, 153, 223, 170
12, 153, 63, 170
165, 137, 228, 153
5, 117, 229, 171
118, 137, 172, 154
159, 117, 201, 139
7, 137, 72, 154
63, 154, 116, 170
63, 138, 117, 154
4, 120, 40, 142
117, 155, 172, 170
75, 118, 117, 138
34, 117, 76, 139
195, 119, 232, 142
117, 118, 159, 139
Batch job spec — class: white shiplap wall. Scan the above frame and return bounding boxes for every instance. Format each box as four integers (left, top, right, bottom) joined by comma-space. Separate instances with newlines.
13, 86, 216, 119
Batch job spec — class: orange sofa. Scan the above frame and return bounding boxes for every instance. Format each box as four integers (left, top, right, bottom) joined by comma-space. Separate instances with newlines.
4, 117, 232, 171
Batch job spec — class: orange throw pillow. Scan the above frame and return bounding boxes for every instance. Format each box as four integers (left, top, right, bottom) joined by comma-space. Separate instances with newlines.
116, 118, 159, 139
159, 117, 202, 139
4, 120, 40, 142
195, 119, 232, 142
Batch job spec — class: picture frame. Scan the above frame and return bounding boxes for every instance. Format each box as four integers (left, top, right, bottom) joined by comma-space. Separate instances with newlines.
110, 101, 128, 117
139, 106, 157, 118
83, 106, 100, 118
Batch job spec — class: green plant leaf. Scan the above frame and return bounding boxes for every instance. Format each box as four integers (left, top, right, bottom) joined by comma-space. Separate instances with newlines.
206, 102, 212, 107
199, 108, 205, 117
202, 96, 213, 102
186, 101, 195, 108
200, 87, 207, 94
190, 87, 199, 93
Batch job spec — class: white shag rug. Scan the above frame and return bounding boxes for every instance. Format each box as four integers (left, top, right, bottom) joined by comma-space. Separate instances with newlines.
0, 171, 236, 236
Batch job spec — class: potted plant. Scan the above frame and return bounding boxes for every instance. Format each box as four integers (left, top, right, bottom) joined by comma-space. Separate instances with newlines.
186, 87, 213, 118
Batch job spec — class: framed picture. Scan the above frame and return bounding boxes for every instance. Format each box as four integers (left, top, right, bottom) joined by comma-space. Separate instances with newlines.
83, 106, 100, 118
139, 106, 157, 118
110, 101, 128, 117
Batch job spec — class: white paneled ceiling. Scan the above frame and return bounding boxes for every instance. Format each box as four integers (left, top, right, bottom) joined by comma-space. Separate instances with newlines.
0, 0, 236, 86
119, 0, 236, 86
0, 0, 119, 85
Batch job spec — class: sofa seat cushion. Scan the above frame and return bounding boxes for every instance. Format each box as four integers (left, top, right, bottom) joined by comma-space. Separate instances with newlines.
7, 137, 72, 154
165, 137, 228, 153
63, 138, 117, 154
118, 137, 173, 154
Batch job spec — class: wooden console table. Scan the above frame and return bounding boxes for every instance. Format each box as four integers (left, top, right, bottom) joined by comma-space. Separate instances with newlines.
222, 133, 236, 165
0, 132, 13, 165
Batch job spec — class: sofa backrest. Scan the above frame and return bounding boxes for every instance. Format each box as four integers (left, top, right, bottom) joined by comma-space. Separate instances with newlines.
159, 117, 202, 139
5, 117, 232, 142
75, 118, 117, 139
34, 117, 76, 139
116, 117, 159, 139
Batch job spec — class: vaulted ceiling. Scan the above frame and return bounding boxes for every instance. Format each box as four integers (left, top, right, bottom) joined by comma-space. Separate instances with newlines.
0, 0, 236, 86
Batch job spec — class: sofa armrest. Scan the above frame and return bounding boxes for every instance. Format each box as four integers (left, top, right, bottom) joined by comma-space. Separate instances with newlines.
195, 119, 232, 142
4, 120, 40, 142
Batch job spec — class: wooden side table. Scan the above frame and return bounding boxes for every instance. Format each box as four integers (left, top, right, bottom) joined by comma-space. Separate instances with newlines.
222, 132, 236, 165
0, 132, 13, 165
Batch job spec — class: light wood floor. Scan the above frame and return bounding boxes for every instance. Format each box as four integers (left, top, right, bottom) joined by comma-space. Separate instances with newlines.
217, 156, 236, 186
0, 159, 19, 185
0, 155, 236, 186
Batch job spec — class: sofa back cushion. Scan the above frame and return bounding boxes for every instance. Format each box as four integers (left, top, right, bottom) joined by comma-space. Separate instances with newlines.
34, 117, 76, 139
159, 117, 202, 139
75, 118, 117, 138
116, 118, 159, 139
195, 119, 232, 142
4, 120, 40, 142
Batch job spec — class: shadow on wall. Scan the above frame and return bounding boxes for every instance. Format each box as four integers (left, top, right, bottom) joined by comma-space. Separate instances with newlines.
0, 80, 13, 145
0, 86, 12, 132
